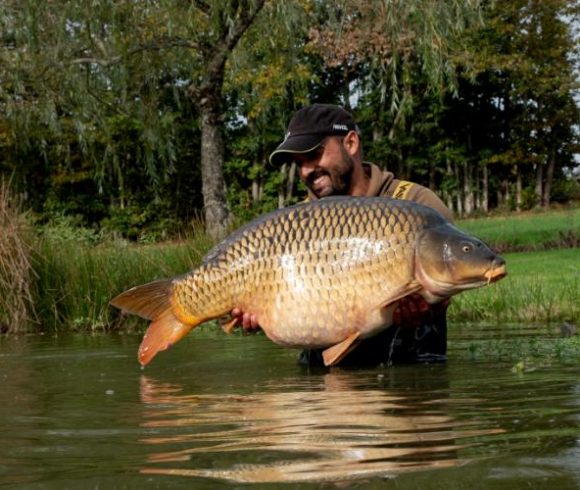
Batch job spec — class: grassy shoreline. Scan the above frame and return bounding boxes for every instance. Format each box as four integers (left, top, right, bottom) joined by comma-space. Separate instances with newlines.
1, 204, 578, 334
457, 206, 578, 252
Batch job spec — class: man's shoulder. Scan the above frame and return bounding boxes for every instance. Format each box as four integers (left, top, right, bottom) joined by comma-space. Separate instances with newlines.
396, 182, 454, 222
369, 164, 453, 222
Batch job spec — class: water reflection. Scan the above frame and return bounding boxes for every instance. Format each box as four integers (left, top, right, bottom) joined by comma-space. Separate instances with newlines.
138, 372, 502, 484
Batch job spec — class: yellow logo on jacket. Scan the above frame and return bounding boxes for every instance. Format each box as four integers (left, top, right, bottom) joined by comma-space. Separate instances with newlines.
393, 180, 414, 200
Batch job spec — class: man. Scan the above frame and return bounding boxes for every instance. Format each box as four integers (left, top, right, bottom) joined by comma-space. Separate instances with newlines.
234, 103, 453, 367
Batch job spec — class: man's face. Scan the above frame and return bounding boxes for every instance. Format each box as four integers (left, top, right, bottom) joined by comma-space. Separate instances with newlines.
293, 136, 355, 198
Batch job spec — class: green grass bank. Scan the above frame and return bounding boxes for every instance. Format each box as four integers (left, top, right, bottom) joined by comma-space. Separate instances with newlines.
1, 201, 578, 334
458, 205, 578, 252
450, 248, 579, 324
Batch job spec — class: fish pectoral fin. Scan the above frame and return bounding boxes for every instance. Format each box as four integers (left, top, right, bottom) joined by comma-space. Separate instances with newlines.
379, 283, 423, 310
138, 310, 194, 367
322, 332, 361, 367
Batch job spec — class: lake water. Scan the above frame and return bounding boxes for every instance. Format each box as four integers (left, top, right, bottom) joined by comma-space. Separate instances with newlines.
1, 326, 579, 489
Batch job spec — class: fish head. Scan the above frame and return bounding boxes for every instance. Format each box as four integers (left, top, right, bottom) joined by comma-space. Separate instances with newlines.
415, 224, 507, 302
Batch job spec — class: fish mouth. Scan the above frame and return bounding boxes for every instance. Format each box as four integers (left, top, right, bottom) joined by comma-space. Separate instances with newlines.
484, 261, 507, 284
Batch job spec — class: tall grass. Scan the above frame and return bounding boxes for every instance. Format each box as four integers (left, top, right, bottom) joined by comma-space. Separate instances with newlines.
32, 230, 214, 332
0, 181, 35, 332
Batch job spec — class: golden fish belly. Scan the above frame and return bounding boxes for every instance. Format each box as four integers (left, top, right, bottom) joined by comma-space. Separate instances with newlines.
226, 239, 416, 349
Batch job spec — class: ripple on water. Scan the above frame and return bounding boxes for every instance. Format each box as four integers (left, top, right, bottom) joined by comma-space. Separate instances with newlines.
137, 372, 509, 484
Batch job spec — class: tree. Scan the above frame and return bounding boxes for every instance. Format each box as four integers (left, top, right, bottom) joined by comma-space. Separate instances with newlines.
461, 0, 580, 210
223, 1, 314, 213
307, 1, 482, 119
306, 0, 484, 209
0, 0, 267, 238
185, 0, 266, 237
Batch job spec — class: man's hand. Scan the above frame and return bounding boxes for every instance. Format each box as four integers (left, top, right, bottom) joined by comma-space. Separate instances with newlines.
231, 308, 261, 332
393, 294, 450, 329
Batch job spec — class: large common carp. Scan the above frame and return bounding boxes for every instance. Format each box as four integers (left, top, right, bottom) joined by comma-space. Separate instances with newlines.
111, 196, 506, 367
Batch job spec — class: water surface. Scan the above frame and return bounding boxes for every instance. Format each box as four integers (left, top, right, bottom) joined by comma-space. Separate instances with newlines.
1, 326, 579, 489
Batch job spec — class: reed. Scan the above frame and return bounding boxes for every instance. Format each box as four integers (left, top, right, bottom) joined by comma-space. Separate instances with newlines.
31, 237, 577, 333
0, 181, 36, 332
31, 226, 214, 332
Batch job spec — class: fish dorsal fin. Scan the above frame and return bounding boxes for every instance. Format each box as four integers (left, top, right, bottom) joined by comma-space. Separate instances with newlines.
110, 279, 174, 320
322, 332, 361, 366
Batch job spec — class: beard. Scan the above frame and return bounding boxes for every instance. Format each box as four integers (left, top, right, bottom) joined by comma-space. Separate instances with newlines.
306, 146, 355, 198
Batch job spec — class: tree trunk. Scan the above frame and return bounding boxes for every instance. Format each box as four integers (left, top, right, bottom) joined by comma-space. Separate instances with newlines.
515, 164, 522, 212
199, 101, 231, 239
285, 161, 296, 204
278, 163, 287, 208
278, 161, 297, 207
445, 158, 453, 212
474, 166, 481, 212
190, 0, 265, 238
543, 147, 555, 208
429, 159, 436, 190
252, 179, 260, 203
482, 163, 488, 213
454, 161, 463, 216
463, 161, 473, 215
535, 160, 543, 207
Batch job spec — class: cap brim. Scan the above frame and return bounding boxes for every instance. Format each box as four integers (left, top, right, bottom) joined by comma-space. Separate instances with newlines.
268, 134, 326, 166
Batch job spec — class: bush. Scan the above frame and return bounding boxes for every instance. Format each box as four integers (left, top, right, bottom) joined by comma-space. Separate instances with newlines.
551, 178, 580, 204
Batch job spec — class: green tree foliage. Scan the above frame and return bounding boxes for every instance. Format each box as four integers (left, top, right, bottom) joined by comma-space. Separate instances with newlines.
455, 0, 580, 211
0, 0, 267, 238
0, 0, 578, 240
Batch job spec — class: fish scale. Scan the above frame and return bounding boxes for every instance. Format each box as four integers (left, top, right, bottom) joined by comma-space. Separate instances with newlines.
111, 196, 507, 367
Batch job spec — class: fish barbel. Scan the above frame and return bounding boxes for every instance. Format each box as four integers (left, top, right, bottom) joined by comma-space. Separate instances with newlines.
111, 196, 506, 366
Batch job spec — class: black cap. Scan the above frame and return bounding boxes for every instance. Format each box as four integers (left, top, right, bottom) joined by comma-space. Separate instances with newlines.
269, 104, 358, 165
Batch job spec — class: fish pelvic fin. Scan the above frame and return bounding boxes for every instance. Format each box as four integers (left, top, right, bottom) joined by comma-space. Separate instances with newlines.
110, 279, 200, 366
220, 316, 239, 334
322, 332, 361, 366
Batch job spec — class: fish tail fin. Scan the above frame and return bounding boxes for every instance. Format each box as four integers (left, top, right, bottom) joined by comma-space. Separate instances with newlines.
110, 279, 200, 366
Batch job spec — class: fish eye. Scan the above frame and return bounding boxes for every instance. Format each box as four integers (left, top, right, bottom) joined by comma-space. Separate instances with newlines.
461, 243, 472, 253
